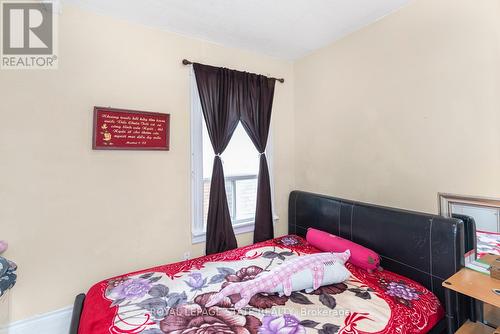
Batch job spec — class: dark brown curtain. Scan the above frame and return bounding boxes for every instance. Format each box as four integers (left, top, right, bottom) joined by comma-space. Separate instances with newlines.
193, 63, 239, 255
238, 73, 276, 243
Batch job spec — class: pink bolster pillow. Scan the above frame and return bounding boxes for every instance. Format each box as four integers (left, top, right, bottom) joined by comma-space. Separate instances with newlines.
306, 228, 381, 272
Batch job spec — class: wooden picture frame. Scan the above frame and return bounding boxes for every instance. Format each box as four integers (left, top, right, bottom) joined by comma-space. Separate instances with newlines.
92, 107, 170, 151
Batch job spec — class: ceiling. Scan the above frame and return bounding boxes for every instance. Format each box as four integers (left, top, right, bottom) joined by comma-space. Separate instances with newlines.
65, 0, 411, 60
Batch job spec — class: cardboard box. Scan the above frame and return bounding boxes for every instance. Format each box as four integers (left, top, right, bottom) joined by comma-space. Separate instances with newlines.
492, 265, 500, 280
479, 254, 500, 280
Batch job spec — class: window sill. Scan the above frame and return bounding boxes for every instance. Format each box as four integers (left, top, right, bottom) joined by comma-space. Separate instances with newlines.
192, 216, 279, 245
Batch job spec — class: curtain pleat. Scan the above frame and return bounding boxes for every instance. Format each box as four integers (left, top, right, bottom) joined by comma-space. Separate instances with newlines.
206, 156, 237, 253
193, 63, 239, 254
238, 73, 276, 243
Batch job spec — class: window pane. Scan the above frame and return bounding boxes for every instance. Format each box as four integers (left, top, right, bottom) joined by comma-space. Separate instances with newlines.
202, 180, 210, 230
225, 181, 235, 220
235, 178, 257, 221
202, 180, 236, 228
202, 122, 259, 178
222, 125, 260, 176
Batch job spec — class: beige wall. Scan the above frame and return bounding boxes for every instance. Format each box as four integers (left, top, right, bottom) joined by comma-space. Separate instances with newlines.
294, 0, 500, 213
0, 6, 294, 321
3, 0, 500, 324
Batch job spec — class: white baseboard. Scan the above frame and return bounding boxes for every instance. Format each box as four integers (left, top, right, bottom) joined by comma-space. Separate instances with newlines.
0, 306, 72, 334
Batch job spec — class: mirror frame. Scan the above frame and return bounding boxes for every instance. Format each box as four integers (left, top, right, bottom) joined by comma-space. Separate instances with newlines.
438, 193, 500, 217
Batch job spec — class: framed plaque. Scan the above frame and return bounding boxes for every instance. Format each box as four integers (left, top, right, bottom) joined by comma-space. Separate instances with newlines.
93, 107, 170, 151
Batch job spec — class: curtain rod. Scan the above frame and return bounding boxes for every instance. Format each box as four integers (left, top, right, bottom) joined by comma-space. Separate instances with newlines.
182, 59, 285, 83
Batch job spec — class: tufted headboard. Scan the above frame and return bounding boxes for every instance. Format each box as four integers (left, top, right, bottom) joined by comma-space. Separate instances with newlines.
288, 191, 470, 331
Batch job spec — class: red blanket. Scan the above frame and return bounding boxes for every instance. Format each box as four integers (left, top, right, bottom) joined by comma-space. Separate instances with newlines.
79, 236, 443, 334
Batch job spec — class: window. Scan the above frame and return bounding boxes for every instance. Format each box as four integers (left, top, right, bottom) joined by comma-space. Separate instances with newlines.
191, 71, 275, 243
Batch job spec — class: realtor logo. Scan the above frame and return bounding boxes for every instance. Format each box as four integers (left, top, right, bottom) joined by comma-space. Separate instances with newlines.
1, 1, 58, 69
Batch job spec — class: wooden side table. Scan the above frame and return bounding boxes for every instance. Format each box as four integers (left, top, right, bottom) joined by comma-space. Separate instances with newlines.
443, 268, 500, 334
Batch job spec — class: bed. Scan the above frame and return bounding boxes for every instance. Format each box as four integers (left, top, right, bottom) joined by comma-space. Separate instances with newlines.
70, 191, 471, 334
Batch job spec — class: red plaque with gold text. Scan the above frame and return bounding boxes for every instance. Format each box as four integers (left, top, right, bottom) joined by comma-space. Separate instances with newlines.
93, 107, 170, 150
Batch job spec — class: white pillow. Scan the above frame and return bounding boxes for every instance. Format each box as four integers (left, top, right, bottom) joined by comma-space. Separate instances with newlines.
270, 252, 351, 295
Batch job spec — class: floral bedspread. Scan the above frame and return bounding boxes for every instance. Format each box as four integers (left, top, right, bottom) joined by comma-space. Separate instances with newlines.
78, 236, 444, 334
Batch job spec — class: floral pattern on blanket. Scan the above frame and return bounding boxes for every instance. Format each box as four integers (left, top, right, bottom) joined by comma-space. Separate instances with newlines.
100, 236, 442, 334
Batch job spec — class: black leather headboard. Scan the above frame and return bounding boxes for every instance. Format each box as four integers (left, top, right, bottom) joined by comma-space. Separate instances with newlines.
289, 191, 469, 329
452, 213, 477, 257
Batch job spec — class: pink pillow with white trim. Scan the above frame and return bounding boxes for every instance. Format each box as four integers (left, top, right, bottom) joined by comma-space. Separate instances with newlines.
306, 228, 381, 272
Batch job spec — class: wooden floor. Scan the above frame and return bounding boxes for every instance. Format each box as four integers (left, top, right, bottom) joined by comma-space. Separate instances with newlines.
485, 303, 500, 328
455, 320, 495, 334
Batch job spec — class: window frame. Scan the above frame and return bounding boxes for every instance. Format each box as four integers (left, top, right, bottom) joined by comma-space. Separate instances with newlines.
190, 70, 277, 244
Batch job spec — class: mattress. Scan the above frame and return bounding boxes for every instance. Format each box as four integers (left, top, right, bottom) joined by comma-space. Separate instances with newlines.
78, 235, 444, 334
